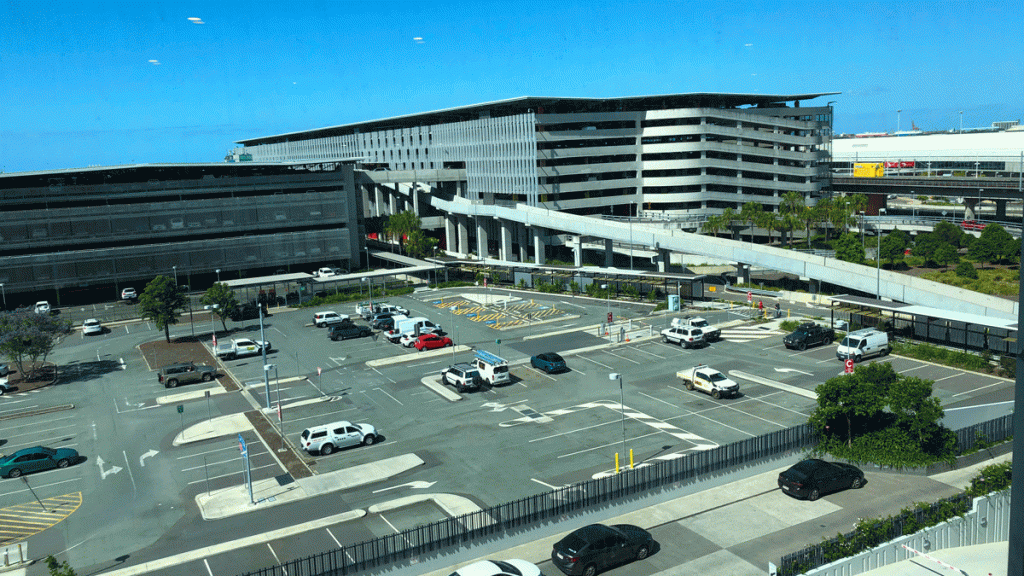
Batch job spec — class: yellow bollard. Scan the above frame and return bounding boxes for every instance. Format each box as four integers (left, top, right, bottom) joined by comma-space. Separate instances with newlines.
615, 452, 620, 474
629, 449, 634, 469
787, 308, 790, 318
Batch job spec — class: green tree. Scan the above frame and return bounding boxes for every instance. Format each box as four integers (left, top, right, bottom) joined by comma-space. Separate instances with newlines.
834, 232, 865, 264
933, 243, 960, 267
913, 232, 944, 266
740, 202, 763, 244
140, 275, 187, 343
811, 363, 895, 447
47, 555, 77, 576
812, 198, 832, 242
0, 309, 73, 378
404, 229, 438, 259
968, 223, 1013, 267
887, 376, 945, 447
879, 231, 909, 266
779, 191, 805, 247
933, 221, 969, 248
720, 207, 739, 240
758, 209, 780, 245
200, 283, 240, 332
702, 213, 726, 238
384, 210, 422, 255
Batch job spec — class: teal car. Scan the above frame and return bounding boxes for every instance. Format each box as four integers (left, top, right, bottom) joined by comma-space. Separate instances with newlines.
1, 446, 80, 478
531, 352, 567, 374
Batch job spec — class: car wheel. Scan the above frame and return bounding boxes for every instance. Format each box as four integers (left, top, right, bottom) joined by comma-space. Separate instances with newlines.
582, 565, 597, 576
854, 354, 862, 363
882, 347, 890, 356
636, 545, 650, 560
362, 435, 376, 446
809, 488, 820, 501
662, 335, 669, 343
0, 388, 5, 396
712, 389, 721, 400
9, 468, 22, 478
825, 337, 832, 345
57, 458, 70, 469
166, 379, 178, 388
202, 373, 213, 382
445, 342, 453, 347
798, 342, 807, 351
686, 380, 695, 391
320, 444, 334, 456
851, 477, 863, 489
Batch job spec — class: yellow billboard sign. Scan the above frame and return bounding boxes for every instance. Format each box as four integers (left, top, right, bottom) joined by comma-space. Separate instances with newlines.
853, 163, 884, 178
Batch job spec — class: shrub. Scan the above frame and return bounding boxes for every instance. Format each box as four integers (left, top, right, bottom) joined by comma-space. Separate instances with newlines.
965, 461, 1013, 497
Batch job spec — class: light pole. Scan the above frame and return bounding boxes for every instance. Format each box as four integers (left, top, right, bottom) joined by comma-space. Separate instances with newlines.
959, 110, 963, 133
876, 223, 881, 300
361, 277, 366, 298
608, 372, 627, 471
860, 211, 866, 245
172, 265, 178, 287
601, 284, 610, 326
897, 109, 901, 133
0, 283, 5, 310
449, 305, 458, 360
216, 269, 221, 283
204, 304, 219, 344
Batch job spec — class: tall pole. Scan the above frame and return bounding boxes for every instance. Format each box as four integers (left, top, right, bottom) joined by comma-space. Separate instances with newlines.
0, 283, 5, 310
609, 373, 626, 470
1010, 165, 1024, 576
876, 224, 881, 300
260, 306, 271, 411
216, 269, 221, 283
172, 265, 178, 287
959, 110, 963, 133
449, 305, 457, 361
629, 207, 634, 272
897, 109, 901, 133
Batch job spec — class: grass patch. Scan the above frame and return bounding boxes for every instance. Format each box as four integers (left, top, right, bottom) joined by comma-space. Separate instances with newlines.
920, 267, 1019, 296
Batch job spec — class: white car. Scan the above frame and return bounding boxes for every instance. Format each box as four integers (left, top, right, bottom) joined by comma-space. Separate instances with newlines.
82, 319, 103, 335
121, 287, 137, 300
312, 311, 349, 327
34, 301, 50, 314
447, 559, 542, 576
0, 378, 9, 396
299, 421, 379, 455
399, 328, 441, 347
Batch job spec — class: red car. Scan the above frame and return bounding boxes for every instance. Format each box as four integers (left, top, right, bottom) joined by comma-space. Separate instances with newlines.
414, 334, 453, 351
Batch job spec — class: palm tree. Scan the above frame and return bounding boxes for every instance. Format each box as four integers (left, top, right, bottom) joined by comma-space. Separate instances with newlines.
813, 198, 832, 243
702, 214, 724, 238
780, 191, 805, 247
740, 202, 764, 244
720, 207, 738, 240
757, 209, 780, 245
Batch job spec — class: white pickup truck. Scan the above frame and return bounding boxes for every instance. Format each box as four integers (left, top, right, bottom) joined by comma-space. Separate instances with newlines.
671, 316, 721, 341
676, 364, 740, 399
215, 338, 272, 360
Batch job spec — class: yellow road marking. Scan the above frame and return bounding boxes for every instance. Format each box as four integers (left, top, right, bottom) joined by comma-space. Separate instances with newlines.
0, 492, 82, 544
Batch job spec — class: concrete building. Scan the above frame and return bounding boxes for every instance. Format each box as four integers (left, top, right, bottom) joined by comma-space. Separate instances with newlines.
0, 162, 360, 306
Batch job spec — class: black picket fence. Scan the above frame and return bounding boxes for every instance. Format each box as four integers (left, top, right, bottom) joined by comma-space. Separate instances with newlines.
777, 493, 971, 576
955, 413, 1014, 454
237, 424, 819, 576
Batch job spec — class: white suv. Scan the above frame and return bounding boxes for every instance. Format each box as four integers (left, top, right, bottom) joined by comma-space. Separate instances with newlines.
660, 326, 705, 348
34, 301, 51, 315
121, 287, 137, 300
312, 311, 349, 327
299, 421, 379, 455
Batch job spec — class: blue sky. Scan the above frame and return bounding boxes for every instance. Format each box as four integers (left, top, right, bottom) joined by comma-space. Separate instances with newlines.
1, 0, 1021, 173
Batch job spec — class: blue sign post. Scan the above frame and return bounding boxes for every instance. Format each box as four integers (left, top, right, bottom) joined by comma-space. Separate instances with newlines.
238, 434, 253, 504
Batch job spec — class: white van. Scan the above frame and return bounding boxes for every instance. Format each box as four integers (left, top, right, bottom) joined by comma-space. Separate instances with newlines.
836, 329, 889, 362
388, 317, 441, 343
474, 350, 510, 385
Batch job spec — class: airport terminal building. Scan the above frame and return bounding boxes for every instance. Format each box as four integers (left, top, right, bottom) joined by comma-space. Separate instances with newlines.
0, 92, 835, 304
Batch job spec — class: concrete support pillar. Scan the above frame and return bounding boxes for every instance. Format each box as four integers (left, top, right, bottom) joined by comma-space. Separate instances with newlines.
573, 237, 583, 267
533, 227, 546, 265
412, 185, 420, 214
388, 189, 397, 215
457, 215, 470, 256
736, 263, 750, 284
518, 222, 529, 263
476, 218, 489, 260
658, 249, 670, 273
605, 238, 614, 268
361, 184, 371, 217
500, 219, 513, 262
964, 198, 979, 220
374, 186, 385, 217
445, 215, 457, 254
996, 199, 1007, 220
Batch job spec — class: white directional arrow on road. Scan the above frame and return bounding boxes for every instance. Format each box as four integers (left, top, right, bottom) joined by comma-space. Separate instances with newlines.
371, 481, 437, 493
139, 449, 159, 467
481, 402, 508, 412
774, 367, 813, 376
96, 456, 123, 479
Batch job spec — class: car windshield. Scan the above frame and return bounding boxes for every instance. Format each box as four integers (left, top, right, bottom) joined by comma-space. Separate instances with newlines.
708, 373, 727, 382
692, 320, 708, 327
840, 336, 852, 346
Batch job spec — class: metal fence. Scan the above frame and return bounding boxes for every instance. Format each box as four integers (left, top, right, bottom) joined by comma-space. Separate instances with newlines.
237, 424, 819, 576
954, 413, 1014, 454
778, 493, 971, 576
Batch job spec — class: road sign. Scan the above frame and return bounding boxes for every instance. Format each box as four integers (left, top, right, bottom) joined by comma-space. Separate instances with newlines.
844, 359, 855, 374
607, 312, 613, 323
238, 434, 247, 455
747, 291, 753, 303
317, 366, 322, 376
177, 404, 183, 414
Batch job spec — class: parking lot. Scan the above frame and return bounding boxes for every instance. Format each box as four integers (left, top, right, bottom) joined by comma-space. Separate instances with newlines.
3, 287, 1015, 576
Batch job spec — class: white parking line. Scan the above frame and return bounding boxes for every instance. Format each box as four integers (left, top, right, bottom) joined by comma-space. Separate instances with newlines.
185, 463, 278, 485
581, 356, 613, 370
952, 380, 1006, 397
632, 346, 666, 359
604, 350, 640, 364
374, 387, 404, 405
638, 392, 679, 409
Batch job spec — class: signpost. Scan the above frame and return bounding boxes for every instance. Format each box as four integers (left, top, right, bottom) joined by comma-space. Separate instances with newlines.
747, 291, 753, 303
845, 359, 855, 374
238, 434, 253, 504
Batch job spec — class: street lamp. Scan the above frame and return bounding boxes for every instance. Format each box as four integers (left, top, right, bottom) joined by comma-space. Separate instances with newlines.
265, 364, 281, 422
361, 277, 366, 298
959, 110, 963, 134
449, 305, 458, 360
172, 265, 178, 287
897, 109, 901, 133
0, 283, 5, 310
216, 269, 221, 283
860, 211, 866, 245
601, 284, 610, 327
608, 372, 627, 471
204, 304, 219, 344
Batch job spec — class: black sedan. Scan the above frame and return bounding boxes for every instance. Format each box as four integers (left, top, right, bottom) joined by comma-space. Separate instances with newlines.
551, 523, 653, 576
530, 352, 566, 374
778, 459, 865, 500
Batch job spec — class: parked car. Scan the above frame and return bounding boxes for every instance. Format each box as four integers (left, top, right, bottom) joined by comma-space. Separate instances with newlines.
440, 363, 481, 392
0, 378, 11, 395
34, 301, 51, 315
1, 446, 80, 479
414, 334, 453, 351
82, 319, 103, 335
299, 421, 379, 455
660, 326, 704, 348
121, 287, 137, 300
447, 559, 542, 576
328, 323, 372, 341
777, 459, 865, 501
374, 316, 401, 332
313, 311, 349, 327
531, 352, 567, 374
783, 323, 835, 351
157, 362, 218, 388
551, 523, 653, 576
